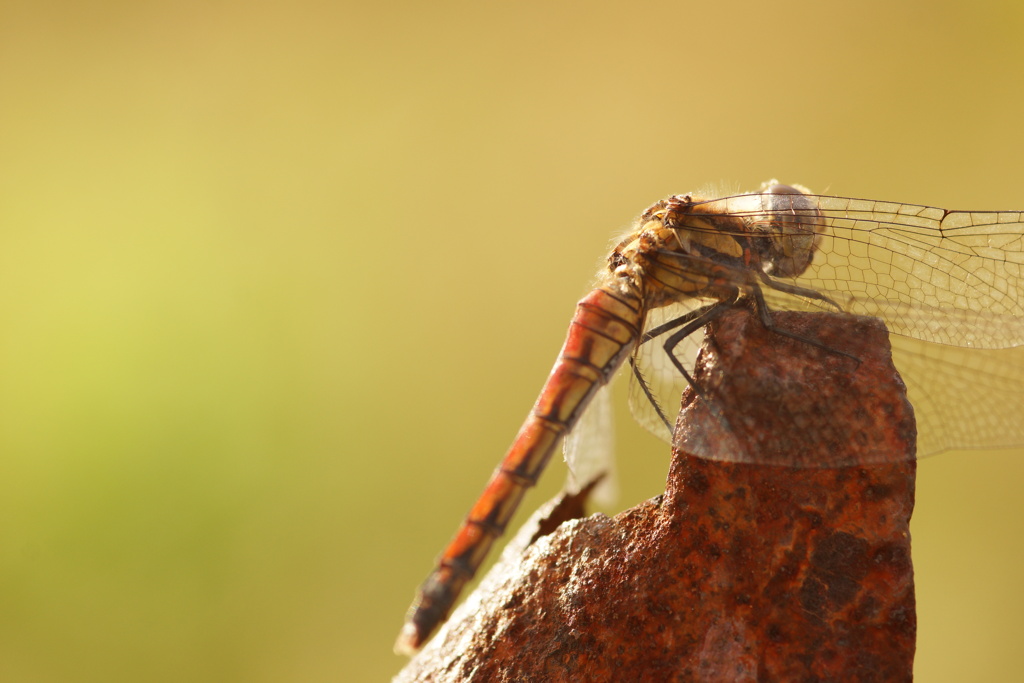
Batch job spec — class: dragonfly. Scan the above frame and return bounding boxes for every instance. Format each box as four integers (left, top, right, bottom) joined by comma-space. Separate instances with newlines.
395, 181, 1024, 654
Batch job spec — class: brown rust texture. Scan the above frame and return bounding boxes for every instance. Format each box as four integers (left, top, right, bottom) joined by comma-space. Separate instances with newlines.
395, 309, 917, 683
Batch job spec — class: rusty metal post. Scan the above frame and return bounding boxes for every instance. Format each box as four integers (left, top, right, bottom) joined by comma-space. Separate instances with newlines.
396, 309, 917, 682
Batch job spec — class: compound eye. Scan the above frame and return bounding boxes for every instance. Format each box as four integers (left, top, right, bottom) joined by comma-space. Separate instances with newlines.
755, 183, 822, 278
762, 183, 805, 196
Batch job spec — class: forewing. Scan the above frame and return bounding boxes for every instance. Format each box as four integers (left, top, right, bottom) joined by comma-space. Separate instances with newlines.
785, 196, 1024, 349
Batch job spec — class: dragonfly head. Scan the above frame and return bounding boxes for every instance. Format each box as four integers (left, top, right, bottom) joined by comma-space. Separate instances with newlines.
747, 182, 825, 278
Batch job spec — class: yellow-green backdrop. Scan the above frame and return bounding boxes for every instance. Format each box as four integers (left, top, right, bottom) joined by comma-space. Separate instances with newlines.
2, 1, 1022, 681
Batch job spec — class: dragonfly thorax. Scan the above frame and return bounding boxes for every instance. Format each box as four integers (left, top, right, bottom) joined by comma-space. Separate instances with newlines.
609, 199, 753, 310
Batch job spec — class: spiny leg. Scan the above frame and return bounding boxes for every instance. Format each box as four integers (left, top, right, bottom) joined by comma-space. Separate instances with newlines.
660, 293, 740, 385
757, 270, 844, 312
630, 294, 740, 434
749, 281, 861, 367
628, 357, 674, 434
655, 291, 746, 451
639, 301, 720, 345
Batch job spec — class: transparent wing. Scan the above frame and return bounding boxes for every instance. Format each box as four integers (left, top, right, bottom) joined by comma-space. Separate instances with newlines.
890, 337, 1024, 456
801, 198, 1024, 348
690, 193, 1024, 347
563, 381, 618, 506
769, 195, 1024, 455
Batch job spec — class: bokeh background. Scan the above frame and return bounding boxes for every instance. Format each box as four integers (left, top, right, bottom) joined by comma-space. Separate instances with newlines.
2, 1, 1023, 681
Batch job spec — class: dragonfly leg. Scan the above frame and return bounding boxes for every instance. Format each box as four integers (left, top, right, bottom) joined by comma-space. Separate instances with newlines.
638, 301, 721, 345
629, 292, 742, 433
656, 291, 746, 447
628, 356, 674, 434
758, 270, 843, 311
660, 292, 740, 382
749, 284, 861, 367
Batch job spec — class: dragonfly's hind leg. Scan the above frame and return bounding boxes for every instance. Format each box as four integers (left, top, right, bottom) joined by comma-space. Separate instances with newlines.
659, 293, 741, 383
628, 357, 674, 434
630, 293, 740, 434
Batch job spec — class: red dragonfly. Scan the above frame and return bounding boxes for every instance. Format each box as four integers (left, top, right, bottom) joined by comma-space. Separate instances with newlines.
396, 181, 1024, 654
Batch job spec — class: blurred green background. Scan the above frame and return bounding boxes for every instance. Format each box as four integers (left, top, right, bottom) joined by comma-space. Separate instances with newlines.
2, 1, 1023, 681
